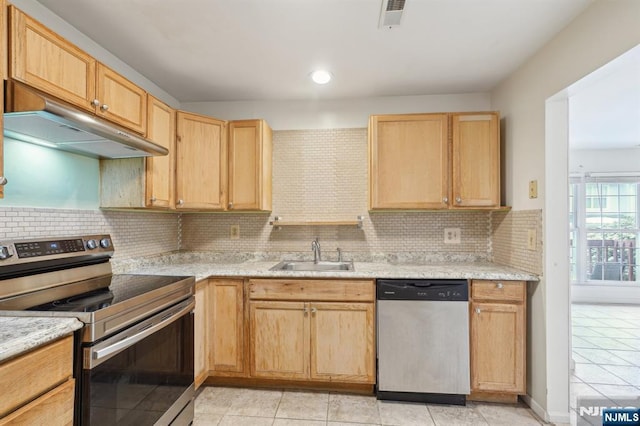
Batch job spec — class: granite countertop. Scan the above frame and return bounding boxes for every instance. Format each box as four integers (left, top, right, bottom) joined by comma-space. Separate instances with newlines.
0, 317, 83, 363
117, 253, 539, 282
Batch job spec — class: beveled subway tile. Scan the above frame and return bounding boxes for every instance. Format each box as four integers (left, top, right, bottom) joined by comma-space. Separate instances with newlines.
327, 394, 380, 424
276, 390, 329, 421
195, 387, 246, 415
427, 403, 488, 425
377, 400, 433, 426
227, 388, 283, 417
473, 403, 542, 425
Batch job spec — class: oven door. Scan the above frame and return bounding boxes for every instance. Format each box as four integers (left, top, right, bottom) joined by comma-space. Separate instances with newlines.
81, 298, 195, 426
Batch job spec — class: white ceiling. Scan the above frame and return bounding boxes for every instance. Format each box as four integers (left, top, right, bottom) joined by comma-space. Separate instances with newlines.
35, 0, 593, 103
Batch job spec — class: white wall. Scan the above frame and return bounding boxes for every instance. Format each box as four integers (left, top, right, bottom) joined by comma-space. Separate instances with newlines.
181, 93, 491, 130
491, 0, 640, 422
9, 0, 180, 108
570, 148, 640, 173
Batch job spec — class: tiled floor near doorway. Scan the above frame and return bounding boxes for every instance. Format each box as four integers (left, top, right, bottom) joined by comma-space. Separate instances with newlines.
571, 303, 640, 424
193, 386, 546, 425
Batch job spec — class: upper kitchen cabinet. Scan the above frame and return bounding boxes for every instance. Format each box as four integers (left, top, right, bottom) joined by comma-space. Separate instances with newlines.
145, 95, 176, 208
368, 111, 501, 210
369, 113, 449, 209
8, 6, 147, 134
451, 113, 500, 208
228, 119, 272, 211
0, 0, 7, 199
94, 63, 147, 134
176, 111, 227, 210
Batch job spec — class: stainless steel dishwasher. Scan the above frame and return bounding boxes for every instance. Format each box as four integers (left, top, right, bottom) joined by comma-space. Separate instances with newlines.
376, 279, 470, 405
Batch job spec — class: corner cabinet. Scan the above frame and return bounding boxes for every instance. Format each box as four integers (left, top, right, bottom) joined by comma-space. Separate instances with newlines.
228, 120, 272, 211
470, 280, 526, 400
175, 111, 227, 210
369, 111, 501, 210
248, 279, 375, 384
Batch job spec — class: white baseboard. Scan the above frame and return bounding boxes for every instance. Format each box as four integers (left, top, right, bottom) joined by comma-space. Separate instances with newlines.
521, 394, 570, 424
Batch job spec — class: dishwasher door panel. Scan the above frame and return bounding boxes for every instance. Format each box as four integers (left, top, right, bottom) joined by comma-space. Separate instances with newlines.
377, 300, 470, 394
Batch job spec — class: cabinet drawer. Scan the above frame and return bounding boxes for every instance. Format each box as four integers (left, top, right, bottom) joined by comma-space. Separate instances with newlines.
471, 280, 525, 302
0, 378, 74, 426
249, 279, 375, 302
0, 336, 73, 417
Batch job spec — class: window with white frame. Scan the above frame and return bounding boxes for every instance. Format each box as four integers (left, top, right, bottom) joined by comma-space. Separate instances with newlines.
570, 175, 640, 284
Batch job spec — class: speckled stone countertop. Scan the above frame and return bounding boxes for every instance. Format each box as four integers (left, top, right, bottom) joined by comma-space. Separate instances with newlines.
0, 317, 83, 363
115, 252, 539, 282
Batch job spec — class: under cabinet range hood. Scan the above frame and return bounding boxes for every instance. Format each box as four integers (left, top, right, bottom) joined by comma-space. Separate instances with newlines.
3, 81, 168, 159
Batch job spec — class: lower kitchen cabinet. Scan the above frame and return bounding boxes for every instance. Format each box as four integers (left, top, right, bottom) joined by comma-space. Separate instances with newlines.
470, 280, 526, 398
248, 279, 376, 385
208, 278, 245, 376
194, 279, 208, 388
0, 335, 74, 425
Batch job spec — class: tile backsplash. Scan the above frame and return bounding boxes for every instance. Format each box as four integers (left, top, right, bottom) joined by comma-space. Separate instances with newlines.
0, 207, 179, 259
0, 129, 544, 271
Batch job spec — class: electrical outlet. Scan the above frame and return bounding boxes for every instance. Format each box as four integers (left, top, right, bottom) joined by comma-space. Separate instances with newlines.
529, 180, 538, 199
444, 228, 461, 244
230, 225, 240, 240
527, 229, 537, 250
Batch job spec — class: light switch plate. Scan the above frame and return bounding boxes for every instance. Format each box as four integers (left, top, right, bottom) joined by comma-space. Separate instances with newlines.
529, 180, 538, 199
527, 229, 537, 250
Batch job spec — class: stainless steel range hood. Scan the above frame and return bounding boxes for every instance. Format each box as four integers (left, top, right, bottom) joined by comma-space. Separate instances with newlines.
3, 81, 168, 159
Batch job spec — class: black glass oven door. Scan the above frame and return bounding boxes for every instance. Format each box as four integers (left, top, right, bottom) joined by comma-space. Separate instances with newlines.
81, 298, 194, 425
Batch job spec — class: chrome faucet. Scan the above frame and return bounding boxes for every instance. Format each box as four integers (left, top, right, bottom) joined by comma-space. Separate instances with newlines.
311, 237, 321, 263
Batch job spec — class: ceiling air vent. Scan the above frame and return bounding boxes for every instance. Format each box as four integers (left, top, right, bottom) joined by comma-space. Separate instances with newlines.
379, 0, 406, 29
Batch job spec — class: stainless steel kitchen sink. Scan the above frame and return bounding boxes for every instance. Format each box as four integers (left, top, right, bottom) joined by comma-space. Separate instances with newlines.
269, 260, 355, 272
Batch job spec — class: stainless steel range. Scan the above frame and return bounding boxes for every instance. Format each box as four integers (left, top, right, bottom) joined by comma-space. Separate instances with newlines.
0, 235, 195, 425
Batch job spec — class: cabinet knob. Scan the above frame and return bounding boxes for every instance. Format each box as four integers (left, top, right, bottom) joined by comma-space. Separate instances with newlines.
303, 306, 308, 316
442, 197, 448, 204
228, 202, 233, 209
150, 196, 157, 202
100, 104, 109, 112
311, 307, 317, 314
0, 176, 7, 186
475, 308, 481, 314
455, 196, 462, 204
496, 282, 503, 289
178, 199, 184, 206
91, 99, 100, 107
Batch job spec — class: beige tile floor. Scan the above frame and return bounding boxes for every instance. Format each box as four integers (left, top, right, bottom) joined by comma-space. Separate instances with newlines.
193, 386, 547, 426
571, 303, 640, 424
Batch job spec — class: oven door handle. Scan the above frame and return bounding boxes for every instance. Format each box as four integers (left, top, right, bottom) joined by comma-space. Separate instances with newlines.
88, 298, 194, 368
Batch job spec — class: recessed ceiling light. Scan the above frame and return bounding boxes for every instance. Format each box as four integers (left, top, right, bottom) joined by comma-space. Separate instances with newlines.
311, 70, 332, 85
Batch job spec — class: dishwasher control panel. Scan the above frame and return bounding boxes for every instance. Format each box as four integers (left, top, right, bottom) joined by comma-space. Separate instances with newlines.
376, 279, 468, 301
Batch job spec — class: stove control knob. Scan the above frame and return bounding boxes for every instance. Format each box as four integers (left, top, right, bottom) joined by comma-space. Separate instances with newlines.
86, 239, 98, 250
0, 246, 12, 260
99, 238, 111, 249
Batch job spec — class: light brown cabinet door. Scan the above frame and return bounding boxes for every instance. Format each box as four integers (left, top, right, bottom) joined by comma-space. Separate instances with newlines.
470, 301, 525, 393
194, 280, 208, 388
228, 119, 272, 211
369, 114, 449, 209
249, 301, 308, 379
0, 378, 75, 426
95, 63, 147, 134
209, 279, 244, 374
0, 0, 6, 199
309, 302, 375, 383
145, 95, 175, 209
451, 113, 500, 207
175, 111, 227, 210
9, 6, 96, 111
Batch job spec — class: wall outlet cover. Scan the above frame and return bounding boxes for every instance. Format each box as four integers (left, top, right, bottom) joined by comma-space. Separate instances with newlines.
527, 229, 537, 250
444, 228, 461, 244
230, 224, 240, 240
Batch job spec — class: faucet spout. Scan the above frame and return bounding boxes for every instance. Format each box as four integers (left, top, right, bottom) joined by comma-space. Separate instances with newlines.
311, 238, 321, 264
